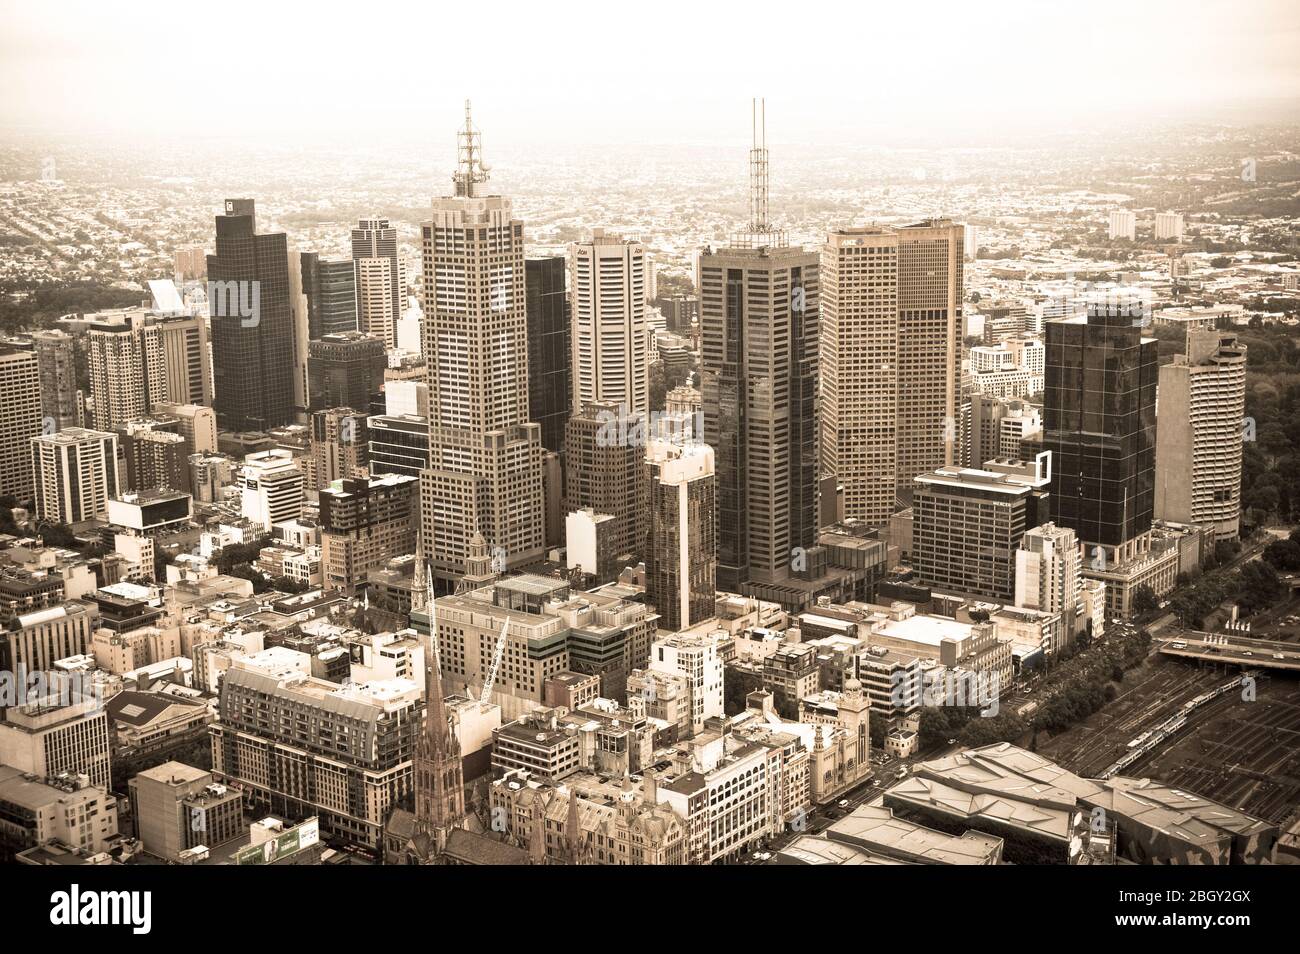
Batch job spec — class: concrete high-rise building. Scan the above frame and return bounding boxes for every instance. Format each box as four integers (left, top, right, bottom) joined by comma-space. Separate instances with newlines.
118, 418, 188, 493
1155, 330, 1247, 539
0, 600, 98, 677
699, 100, 819, 591
240, 449, 304, 532
310, 407, 368, 492
563, 401, 644, 568
644, 438, 715, 632
0, 344, 43, 501
0, 698, 112, 789
367, 414, 429, 479
84, 310, 166, 431
319, 474, 418, 593
419, 103, 545, 587
1154, 212, 1185, 242
820, 219, 964, 525
307, 331, 387, 413
208, 198, 296, 432
210, 655, 423, 852
525, 256, 571, 454
1044, 307, 1157, 563
648, 629, 725, 736
1108, 210, 1137, 241
569, 229, 649, 415
300, 252, 358, 339
352, 219, 402, 349
0, 765, 119, 857
151, 402, 218, 456
30, 428, 120, 523
1016, 522, 1083, 638
30, 330, 82, 432
128, 762, 243, 862
912, 455, 1052, 603
969, 394, 1041, 468
146, 304, 213, 407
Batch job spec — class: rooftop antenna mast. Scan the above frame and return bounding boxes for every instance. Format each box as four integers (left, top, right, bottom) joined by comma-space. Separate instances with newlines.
750, 97, 769, 232
733, 98, 787, 249
454, 99, 490, 198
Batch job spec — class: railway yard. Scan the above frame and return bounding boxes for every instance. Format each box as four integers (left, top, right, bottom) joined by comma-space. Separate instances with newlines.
1038, 586, 1300, 826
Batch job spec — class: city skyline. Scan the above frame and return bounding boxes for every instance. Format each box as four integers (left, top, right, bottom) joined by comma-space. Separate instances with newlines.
1, 0, 1299, 906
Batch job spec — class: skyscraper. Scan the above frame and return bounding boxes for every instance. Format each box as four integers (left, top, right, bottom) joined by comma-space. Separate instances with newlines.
645, 438, 716, 632
30, 427, 121, 523
85, 310, 167, 431
1016, 522, 1084, 640
309, 407, 368, 491
319, 474, 418, 593
1109, 210, 1137, 241
419, 103, 545, 587
820, 219, 964, 525
208, 199, 295, 432
1044, 306, 1157, 562
525, 256, 571, 455
912, 455, 1051, 603
300, 252, 358, 339
0, 344, 43, 501
30, 329, 82, 431
307, 331, 387, 413
352, 218, 401, 348
152, 312, 213, 407
239, 449, 304, 532
1155, 329, 1246, 540
569, 230, 649, 415
699, 100, 819, 590
564, 400, 644, 566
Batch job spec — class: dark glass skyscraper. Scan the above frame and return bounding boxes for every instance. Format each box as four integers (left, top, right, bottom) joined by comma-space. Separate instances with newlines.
307, 331, 387, 412
1043, 307, 1157, 555
208, 199, 295, 432
699, 102, 819, 591
300, 252, 358, 339
525, 256, 571, 455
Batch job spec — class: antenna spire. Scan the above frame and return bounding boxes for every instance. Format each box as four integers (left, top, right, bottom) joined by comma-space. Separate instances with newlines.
454, 99, 489, 198
733, 98, 787, 249
750, 97, 768, 232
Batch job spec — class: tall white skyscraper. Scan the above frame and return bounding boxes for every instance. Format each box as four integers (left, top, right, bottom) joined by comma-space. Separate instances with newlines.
645, 437, 716, 632
30, 427, 121, 523
240, 448, 304, 531
420, 103, 545, 587
1155, 330, 1247, 539
353, 218, 402, 349
0, 343, 44, 501
569, 229, 649, 415
1016, 522, 1083, 634
820, 219, 964, 525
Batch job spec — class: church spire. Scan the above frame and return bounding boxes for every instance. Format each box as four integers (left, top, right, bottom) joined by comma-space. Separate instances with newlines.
412, 566, 465, 860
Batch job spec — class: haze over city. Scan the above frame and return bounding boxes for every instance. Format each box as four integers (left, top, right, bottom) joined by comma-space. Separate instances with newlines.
0, 0, 1298, 932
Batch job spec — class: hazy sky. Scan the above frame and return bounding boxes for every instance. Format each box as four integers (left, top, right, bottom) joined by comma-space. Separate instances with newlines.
2, 0, 1298, 148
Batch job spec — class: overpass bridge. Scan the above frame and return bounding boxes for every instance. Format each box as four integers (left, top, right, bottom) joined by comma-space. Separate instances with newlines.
1157, 632, 1300, 672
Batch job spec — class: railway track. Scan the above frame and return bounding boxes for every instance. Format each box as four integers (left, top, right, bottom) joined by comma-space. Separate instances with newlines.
1137, 693, 1300, 823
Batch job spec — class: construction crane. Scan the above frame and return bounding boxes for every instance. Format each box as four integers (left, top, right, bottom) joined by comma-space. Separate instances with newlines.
479, 618, 510, 706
